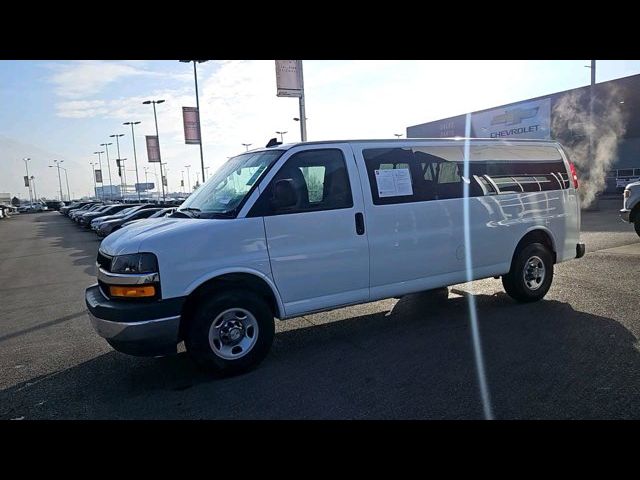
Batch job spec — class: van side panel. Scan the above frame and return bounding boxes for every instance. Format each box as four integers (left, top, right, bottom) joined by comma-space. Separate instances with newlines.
352, 141, 576, 300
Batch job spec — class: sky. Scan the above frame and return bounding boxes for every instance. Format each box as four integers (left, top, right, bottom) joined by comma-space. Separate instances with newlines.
2, 60, 640, 201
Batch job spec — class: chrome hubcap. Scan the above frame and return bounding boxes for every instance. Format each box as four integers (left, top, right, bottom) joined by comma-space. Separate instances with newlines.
523, 255, 545, 290
209, 308, 259, 360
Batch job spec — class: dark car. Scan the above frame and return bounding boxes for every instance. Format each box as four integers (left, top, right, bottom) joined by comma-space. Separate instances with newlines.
90, 204, 160, 231
74, 203, 108, 222
79, 204, 132, 228
97, 207, 164, 238
45, 200, 65, 211
122, 207, 176, 227
63, 201, 100, 216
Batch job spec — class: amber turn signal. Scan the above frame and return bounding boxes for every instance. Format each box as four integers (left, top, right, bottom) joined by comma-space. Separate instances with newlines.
109, 285, 156, 298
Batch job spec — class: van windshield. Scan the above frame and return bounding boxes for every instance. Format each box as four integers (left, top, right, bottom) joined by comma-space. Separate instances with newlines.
177, 150, 284, 218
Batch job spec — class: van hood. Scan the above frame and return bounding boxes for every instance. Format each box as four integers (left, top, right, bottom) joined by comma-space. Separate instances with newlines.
99, 217, 218, 256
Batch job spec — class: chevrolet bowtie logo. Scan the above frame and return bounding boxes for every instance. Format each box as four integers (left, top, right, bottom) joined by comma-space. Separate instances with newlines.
491, 107, 539, 126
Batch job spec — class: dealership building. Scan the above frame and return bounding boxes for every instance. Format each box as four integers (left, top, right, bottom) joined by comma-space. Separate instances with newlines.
407, 73, 640, 192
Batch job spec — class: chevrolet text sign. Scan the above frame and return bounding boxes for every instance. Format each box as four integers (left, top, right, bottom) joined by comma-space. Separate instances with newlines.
472, 98, 551, 140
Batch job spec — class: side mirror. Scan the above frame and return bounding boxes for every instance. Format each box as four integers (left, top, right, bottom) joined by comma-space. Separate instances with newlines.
271, 179, 298, 210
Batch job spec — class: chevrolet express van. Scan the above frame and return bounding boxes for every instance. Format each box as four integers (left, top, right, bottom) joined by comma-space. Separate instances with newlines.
86, 138, 585, 375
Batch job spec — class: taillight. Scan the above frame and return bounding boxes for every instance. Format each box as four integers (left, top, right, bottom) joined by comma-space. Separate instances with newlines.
569, 162, 579, 189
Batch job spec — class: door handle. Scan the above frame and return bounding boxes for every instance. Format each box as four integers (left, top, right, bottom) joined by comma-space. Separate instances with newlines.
355, 212, 365, 235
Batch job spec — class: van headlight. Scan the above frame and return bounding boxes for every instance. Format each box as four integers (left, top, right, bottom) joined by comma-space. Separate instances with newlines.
110, 253, 158, 274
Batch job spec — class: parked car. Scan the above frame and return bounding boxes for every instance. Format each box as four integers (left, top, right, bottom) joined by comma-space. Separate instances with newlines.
122, 207, 176, 227
78, 204, 130, 228
620, 180, 640, 237
86, 138, 585, 376
71, 203, 104, 221
61, 201, 97, 216
90, 204, 159, 231
97, 207, 164, 237
17, 203, 47, 213
45, 200, 65, 211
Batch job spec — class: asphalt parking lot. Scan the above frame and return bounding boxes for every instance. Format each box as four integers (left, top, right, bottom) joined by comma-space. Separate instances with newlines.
1, 199, 639, 419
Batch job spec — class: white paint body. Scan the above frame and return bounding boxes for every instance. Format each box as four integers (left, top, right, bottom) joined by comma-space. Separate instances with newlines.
99, 139, 581, 319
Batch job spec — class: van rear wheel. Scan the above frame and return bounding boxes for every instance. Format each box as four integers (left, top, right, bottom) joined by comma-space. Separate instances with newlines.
502, 242, 553, 303
185, 289, 275, 376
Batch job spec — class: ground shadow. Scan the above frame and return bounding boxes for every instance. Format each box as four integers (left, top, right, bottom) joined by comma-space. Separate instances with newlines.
34, 213, 100, 276
2, 291, 639, 419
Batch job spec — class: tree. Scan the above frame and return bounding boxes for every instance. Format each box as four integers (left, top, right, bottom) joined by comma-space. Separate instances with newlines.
11, 196, 20, 206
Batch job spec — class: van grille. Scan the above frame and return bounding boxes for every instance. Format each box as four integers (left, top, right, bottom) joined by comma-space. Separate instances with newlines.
96, 251, 112, 272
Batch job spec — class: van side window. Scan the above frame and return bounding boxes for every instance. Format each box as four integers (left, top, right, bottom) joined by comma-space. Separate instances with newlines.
250, 149, 353, 216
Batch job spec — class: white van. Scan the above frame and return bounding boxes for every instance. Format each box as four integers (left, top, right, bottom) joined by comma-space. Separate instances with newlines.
86, 138, 585, 375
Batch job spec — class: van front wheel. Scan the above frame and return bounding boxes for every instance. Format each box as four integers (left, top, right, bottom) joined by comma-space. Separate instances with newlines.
185, 289, 275, 376
502, 242, 554, 303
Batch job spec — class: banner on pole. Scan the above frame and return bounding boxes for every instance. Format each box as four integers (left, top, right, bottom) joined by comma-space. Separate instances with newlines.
275, 60, 302, 97
182, 107, 201, 144
146, 135, 161, 163
180, 179, 184, 187
162, 175, 167, 187
24, 176, 30, 187
95, 169, 103, 183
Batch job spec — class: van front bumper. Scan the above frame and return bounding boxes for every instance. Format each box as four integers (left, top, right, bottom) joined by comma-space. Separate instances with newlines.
620, 208, 631, 223
85, 284, 185, 357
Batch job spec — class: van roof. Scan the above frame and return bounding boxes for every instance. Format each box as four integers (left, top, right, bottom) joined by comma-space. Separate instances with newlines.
250, 137, 561, 153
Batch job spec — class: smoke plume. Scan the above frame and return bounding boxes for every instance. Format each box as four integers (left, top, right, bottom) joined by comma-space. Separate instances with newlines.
551, 85, 627, 207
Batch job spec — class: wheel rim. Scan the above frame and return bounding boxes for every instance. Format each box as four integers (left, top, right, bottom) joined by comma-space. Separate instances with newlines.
523, 255, 546, 291
208, 308, 259, 360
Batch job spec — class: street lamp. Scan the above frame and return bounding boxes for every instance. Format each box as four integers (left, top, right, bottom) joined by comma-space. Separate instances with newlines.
185, 164, 192, 192
110, 133, 126, 199
89, 162, 98, 199
394, 133, 403, 139
23, 158, 32, 204
51, 159, 64, 201
142, 99, 166, 201
123, 121, 142, 202
180, 60, 208, 184
30, 176, 38, 203
276, 131, 287, 143
49, 163, 71, 201
242, 143, 252, 151
100, 142, 113, 200
93, 151, 104, 201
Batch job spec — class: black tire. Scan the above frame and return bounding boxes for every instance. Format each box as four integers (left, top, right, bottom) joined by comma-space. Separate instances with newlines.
634, 217, 640, 238
184, 289, 275, 376
502, 242, 554, 303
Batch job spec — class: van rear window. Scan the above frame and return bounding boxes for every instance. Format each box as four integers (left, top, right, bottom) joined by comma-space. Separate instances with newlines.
362, 145, 569, 205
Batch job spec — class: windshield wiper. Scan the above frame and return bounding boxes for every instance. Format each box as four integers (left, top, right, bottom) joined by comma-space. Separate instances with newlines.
201, 210, 236, 219
175, 207, 201, 218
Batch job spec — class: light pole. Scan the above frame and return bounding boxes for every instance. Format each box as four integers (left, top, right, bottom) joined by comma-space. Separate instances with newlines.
123, 121, 142, 202
204, 166, 210, 179
242, 143, 252, 151
180, 60, 208, 184
110, 133, 125, 199
89, 162, 97, 198
30, 176, 37, 203
51, 159, 64, 201
185, 165, 191, 192
23, 158, 32, 204
49, 164, 70, 201
100, 142, 113, 200
276, 131, 287, 143
293, 117, 308, 142
394, 133, 403, 139
142, 99, 166, 201
93, 151, 104, 201
162, 162, 168, 195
